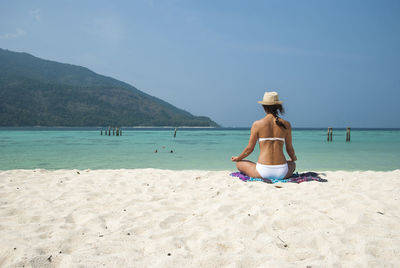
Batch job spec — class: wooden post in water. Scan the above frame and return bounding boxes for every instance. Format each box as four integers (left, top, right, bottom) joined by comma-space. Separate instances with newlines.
327, 127, 333, 142
346, 127, 351, 142
116, 128, 119, 136
327, 128, 329, 142
108, 127, 111, 136
174, 128, 177, 138
113, 127, 115, 136
120, 128, 122, 136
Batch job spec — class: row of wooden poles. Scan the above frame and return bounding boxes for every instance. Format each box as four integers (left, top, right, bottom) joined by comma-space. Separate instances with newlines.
327, 127, 351, 142
100, 127, 177, 137
101, 127, 122, 136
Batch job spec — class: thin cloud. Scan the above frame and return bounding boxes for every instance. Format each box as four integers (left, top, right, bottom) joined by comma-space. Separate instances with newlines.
0, 28, 26, 39
241, 42, 364, 61
90, 17, 125, 42
146, 0, 155, 8
29, 9, 41, 21
241, 42, 318, 56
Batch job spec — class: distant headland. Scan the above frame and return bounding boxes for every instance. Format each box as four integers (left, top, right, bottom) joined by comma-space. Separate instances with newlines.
0, 48, 219, 127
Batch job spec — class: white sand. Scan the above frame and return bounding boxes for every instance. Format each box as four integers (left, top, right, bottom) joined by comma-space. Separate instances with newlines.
0, 169, 399, 267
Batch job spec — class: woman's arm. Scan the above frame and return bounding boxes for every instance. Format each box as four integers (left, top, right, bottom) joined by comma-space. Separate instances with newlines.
231, 122, 258, 162
285, 122, 297, 161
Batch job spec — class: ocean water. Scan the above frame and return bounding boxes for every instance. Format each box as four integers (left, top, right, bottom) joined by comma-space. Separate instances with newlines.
0, 128, 399, 171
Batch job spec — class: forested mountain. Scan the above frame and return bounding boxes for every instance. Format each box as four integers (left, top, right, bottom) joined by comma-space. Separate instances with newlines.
0, 48, 218, 127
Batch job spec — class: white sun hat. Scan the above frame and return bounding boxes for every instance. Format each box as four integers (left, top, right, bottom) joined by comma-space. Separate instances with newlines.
257, 91, 283, 105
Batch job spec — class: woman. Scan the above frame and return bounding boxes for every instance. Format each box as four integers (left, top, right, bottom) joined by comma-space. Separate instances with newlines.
231, 91, 297, 179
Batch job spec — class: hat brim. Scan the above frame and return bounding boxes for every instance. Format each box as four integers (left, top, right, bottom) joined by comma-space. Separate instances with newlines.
258, 101, 283, 105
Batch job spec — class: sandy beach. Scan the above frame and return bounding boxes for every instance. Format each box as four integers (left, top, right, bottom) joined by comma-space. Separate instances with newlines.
0, 169, 399, 267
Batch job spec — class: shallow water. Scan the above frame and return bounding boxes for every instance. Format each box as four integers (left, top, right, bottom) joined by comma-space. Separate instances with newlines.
0, 128, 399, 171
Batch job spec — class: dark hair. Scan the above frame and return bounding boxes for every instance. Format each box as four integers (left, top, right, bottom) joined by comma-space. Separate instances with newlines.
262, 104, 286, 129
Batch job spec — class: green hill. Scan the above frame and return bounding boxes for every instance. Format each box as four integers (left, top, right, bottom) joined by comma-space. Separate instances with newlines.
0, 48, 218, 127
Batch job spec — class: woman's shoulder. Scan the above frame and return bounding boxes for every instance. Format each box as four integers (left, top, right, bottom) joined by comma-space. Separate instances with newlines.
251, 118, 267, 131
253, 117, 270, 126
280, 118, 291, 129
251, 119, 261, 128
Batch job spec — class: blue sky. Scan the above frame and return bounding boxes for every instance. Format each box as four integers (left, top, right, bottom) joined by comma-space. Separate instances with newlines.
1, 0, 399, 127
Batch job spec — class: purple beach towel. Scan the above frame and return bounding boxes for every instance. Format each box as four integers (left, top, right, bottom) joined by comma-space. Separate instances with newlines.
230, 171, 327, 184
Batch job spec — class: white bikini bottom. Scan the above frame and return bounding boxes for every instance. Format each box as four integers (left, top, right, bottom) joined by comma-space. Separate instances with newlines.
256, 163, 288, 180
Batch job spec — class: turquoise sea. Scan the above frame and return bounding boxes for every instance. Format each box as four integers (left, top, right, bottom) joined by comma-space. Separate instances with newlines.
0, 128, 399, 171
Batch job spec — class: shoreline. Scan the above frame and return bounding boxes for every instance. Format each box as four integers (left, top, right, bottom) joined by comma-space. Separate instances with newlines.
1, 126, 400, 130
1, 169, 399, 266
1, 168, 400, 173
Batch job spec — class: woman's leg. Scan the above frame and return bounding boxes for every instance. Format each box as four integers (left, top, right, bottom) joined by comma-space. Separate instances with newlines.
236, 160, 262, 178
284, 160, 296, 179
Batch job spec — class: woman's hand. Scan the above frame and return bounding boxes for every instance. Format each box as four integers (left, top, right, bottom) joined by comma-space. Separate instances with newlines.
231, 156, 240, 162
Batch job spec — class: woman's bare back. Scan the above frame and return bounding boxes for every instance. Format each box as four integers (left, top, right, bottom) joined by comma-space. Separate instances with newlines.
253, 115, 291, 165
